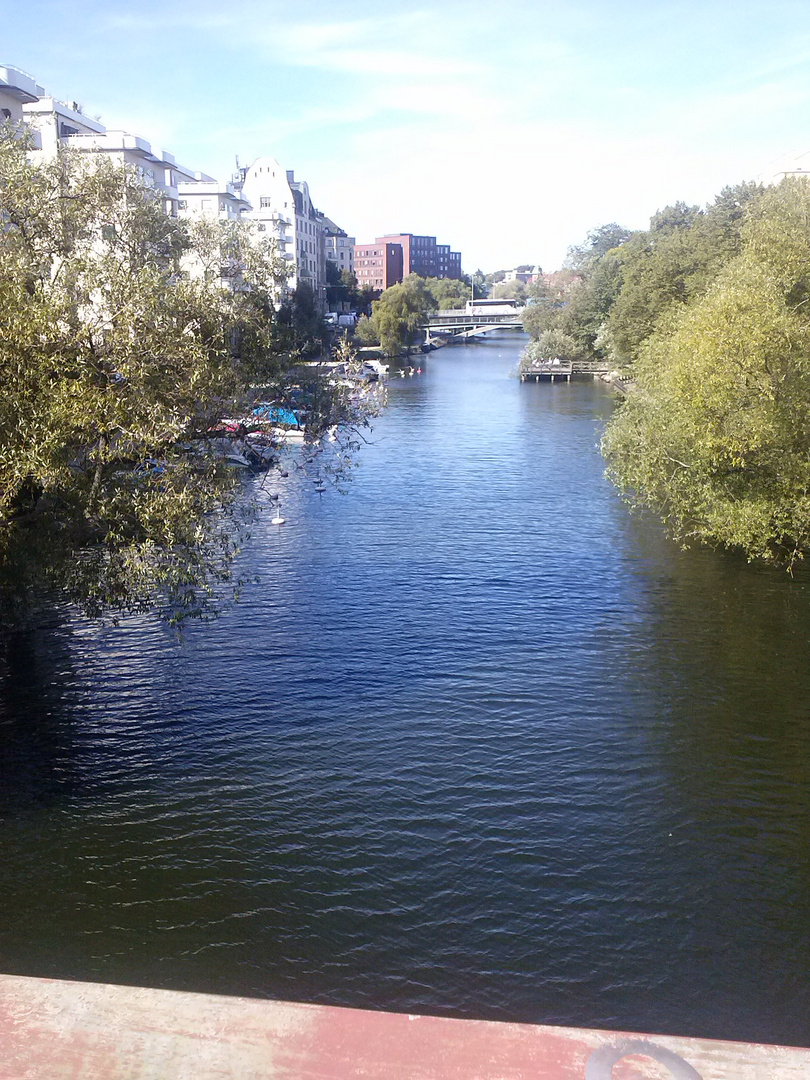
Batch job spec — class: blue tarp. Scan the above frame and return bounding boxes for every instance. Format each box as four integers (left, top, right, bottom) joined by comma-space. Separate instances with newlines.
252, 404, 299, 425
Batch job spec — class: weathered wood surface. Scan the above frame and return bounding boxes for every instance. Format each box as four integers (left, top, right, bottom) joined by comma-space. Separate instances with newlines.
520, 359, 574, 381
1, 974, 808, 1078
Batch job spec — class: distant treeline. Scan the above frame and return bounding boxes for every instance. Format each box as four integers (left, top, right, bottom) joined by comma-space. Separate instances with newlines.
528, 179, 810, 567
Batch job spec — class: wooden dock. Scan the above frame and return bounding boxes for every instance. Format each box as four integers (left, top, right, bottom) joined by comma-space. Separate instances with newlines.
520, 358, 613, 382
519, 359, 574, 382
1, 973, 809, 1078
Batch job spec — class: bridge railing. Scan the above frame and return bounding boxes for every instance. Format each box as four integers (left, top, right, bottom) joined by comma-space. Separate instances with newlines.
422, 315, 524, 330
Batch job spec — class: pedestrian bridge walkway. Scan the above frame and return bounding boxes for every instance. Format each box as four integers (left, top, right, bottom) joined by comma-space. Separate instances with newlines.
1, 973, 808, 1078
422, 309, 524, 342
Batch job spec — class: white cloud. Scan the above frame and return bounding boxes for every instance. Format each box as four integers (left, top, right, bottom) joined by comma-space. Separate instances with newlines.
270, 14, 486, 77
49, 0, 810, 268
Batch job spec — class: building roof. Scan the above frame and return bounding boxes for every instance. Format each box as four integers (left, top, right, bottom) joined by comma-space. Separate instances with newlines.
0, 65, 44, 103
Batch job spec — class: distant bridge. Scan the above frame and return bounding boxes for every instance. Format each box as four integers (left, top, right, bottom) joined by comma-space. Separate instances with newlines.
420, 311, 612, 377
421, 310, 524, 342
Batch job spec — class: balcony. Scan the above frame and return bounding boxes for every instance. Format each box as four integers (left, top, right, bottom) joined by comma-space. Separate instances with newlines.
0, 65, 44, 102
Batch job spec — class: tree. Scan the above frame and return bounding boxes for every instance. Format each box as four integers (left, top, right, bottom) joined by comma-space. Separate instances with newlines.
605, 187, 763, 366
521, 330, 579, 365
340, 267, 358, 292
491, 279, 527, 301
367, 275, 434, 356
275, 281, 328, 357
423, 276, 469, 309
325, 264, 361, 311
602, 177, 810, 566
0, 132, 350, 620
521, 299, 560, 340
471, 269, 487, 297
353, 314, 380, 346
557, 250, 625, 361
565, 223, 632, 273
325, 261, 342, 286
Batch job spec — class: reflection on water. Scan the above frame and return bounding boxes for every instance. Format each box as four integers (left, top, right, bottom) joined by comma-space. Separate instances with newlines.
0, 336, 808, 1046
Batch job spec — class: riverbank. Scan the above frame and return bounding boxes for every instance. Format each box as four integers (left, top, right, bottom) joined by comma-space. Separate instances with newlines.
599, 370, 635, 395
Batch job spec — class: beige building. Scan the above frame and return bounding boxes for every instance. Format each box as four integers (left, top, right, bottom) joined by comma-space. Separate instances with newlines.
287, 169, 326, 301
320, 213, 355, 277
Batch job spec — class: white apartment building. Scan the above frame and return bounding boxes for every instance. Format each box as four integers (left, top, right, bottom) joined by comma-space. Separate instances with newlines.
9, 66, 346, 308
0, 65, 44, 125
24, 92, 200, 218
234, 158, 330, 307
503, 265, 543, 284
177, 176, 251, 221
22, 93, 105, 153
236, 156, 296, 273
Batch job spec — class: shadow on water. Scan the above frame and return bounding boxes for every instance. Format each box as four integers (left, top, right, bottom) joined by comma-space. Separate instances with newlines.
0, 621, 88, 811
569, 505, 810, 1043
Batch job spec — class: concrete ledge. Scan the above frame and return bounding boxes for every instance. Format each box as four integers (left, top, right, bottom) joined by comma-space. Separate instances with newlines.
1, 973, 808, 1078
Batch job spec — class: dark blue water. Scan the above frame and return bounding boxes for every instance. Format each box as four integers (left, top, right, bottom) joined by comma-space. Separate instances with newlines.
1, 337, 809, 1046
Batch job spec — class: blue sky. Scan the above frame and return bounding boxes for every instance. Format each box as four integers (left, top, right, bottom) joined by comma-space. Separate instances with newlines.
6, 0, 810, 270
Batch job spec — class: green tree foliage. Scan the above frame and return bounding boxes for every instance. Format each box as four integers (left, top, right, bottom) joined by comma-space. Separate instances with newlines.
325, 264, 364, 313
565, 223, 632, 273
525, 224, 629, 362
538, 187, 764, 370
491, 279, 527, 301
324, 259, 344, 302
340, 267, 359, 292
0, 132, 351, 620
558, 254, 625, 360
603, 177, 810, 565
353, 314, 380, 346
523, 330, 579, 363
606, 187, 763, 366
521, 301, 555, 339
423, 276, 469, 309
275, 281, 327, 358
471, 269, 487, 298
365, 275, 435, 356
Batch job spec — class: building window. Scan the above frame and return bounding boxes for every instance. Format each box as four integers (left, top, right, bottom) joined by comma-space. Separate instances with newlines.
260, 197, 272, 208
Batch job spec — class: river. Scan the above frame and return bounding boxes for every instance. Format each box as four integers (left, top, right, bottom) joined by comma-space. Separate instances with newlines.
1, 335, 809, 1046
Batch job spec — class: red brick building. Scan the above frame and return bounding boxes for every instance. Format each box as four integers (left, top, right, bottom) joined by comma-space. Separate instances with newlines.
353, 242, 403, 292
353, 232, 462, 294
377, 233, 462, 281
